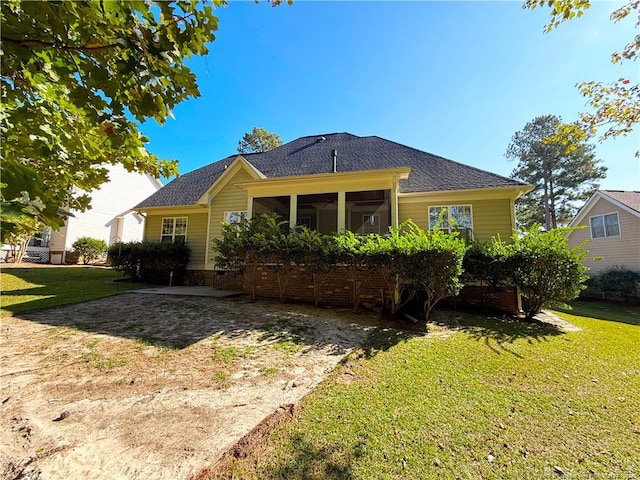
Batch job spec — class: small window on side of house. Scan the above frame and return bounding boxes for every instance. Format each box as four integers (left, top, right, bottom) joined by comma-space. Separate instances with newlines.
223, 211, 248, 224
161, 217, 188, 243
590, 212, 620, 239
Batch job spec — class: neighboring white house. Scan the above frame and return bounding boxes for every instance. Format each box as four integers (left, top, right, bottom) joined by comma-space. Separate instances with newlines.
567, 190, 640, 274
2, 164, 163, 264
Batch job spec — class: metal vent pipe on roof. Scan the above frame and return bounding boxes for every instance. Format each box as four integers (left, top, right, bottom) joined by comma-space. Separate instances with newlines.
332, 149, 337, 173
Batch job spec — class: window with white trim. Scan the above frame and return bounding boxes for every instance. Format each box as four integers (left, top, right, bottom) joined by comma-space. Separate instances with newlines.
589, 212, 620, 238
428, 205, 473, 240
223, 211, 248, 224
161, 217, 187, 243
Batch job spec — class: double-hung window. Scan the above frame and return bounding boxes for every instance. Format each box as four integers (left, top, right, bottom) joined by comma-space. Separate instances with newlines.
223, 211, 248, 224
428, 205, 473, 240
161, 217, 187, 243
589, 212, 620, 239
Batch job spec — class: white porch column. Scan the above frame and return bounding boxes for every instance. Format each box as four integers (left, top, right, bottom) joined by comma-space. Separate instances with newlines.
391, 176, 399, 228
337, 191, 346, 232
247, 196, 254, 218
289, 194, 297, 228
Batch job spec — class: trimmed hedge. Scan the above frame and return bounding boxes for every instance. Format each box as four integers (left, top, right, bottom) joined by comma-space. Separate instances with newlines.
213, 215, 589, 322
107, 240, 191, 284
213, 214, 468, 320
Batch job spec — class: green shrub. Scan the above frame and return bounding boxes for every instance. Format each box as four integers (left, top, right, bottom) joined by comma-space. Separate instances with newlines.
391, 221, 468, 321
213, 213, 286, 300
72, 237, 107, 265
107, 240, 191, 284
508, 226, 588, 320
591, 266, 640, 298
289, 226, 337, 307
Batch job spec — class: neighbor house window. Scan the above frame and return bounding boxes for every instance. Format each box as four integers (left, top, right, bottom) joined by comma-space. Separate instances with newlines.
590, 212, 620, 238
161, 217, 187, 243
428, 205, 473, 240
223, 211, 248, 224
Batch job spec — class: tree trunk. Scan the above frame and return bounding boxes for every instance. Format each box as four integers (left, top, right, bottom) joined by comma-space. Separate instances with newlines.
543, 168, 551, 231
548, 175, 557, 229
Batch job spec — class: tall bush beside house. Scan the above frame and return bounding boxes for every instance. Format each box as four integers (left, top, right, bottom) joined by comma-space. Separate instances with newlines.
72, 237, 107, 265
107, 241, 190, 284
508, 226, 588, 320
397, 222, 468, 322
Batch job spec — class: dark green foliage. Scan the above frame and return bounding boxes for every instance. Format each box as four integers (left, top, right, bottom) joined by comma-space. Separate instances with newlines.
333, 231, 377, 312
213, 217, 468, 321
107, 240, 190, 284
462, 238, 510, 289
391, 222, 468, 321
288, 226, 337, 307
591, 267, 640, 298
213, 213, 288, 300
463, 227, 589, 319
72, 237, 108, 265
508, 226, 588, 320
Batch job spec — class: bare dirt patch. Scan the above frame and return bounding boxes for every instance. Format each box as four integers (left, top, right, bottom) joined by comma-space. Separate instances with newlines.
0, 294, 379, 480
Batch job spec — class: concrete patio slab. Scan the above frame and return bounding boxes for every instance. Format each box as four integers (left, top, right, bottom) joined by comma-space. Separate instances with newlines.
131, 286, 243, 298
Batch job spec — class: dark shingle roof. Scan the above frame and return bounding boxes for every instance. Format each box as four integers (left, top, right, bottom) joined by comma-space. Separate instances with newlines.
137, 133, 526, 208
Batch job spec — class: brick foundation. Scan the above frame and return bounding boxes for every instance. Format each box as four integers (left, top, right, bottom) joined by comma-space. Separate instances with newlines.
184, 266, 520, 315
455, 285, 520, 315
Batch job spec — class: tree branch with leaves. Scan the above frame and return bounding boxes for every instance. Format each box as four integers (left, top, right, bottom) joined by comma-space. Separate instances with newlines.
524, 0, 640, 155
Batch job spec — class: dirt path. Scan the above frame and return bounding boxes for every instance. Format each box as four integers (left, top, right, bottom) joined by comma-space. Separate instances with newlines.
0, 294, 377, 480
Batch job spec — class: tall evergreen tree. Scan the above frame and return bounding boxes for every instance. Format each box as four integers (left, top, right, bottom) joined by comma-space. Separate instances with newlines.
237, 127, 283, 153
506, 115, 607, 229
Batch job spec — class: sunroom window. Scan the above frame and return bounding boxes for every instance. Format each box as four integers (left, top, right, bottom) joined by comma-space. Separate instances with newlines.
428, 205, 473, 240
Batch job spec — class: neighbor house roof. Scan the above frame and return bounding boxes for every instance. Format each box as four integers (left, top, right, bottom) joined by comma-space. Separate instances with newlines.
601, 190, 640, 215
568, 190, 640, 227
137, 132, 527, 208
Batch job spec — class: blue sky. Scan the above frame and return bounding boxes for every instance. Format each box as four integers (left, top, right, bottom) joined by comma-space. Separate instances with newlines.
142, 1, 639, 191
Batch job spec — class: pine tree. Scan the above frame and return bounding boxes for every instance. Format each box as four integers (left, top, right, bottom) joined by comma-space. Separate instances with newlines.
506, 115, 607, 229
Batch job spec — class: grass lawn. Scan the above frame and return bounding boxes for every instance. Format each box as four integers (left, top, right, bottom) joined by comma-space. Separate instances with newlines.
1, 267, 150, 316
224, 304, 640, 479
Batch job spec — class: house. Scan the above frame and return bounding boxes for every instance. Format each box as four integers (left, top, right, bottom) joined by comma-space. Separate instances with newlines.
567, 190, 640, 274
136, 133, 531, 283
1, 164, 163, 264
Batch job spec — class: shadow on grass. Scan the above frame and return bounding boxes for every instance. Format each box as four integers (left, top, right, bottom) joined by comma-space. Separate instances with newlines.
15, 294, 385, 352
456, 312, 566, 358
556, 300, 640, 326
357, 326, 416, 360
260, 432, 362, 480
1, 267, 146, 316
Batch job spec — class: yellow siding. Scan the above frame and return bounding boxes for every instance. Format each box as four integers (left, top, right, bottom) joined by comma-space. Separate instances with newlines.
144, 212, 209, 270
398, 197, 514, 243
207, 169, 254, 267
567, 197, 640, 274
